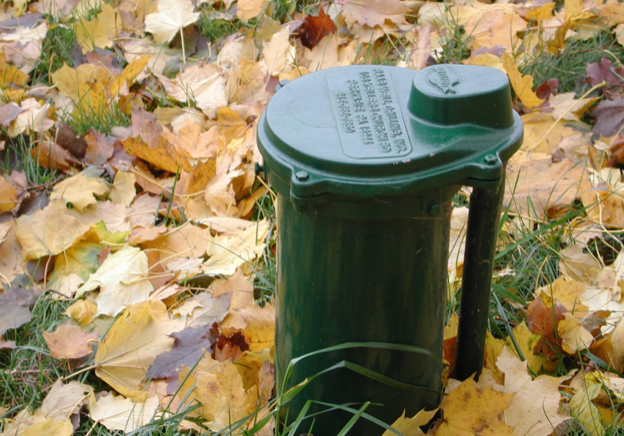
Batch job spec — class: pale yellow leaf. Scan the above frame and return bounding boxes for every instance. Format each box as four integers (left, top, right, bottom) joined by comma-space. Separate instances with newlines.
16, 200, 91, 261
558, 312, 594, 353
341, 0, 409, 29
89, 393, 160, 432
263, 27, 294, 76
76, 246, 154, 317
570, 384, 605, 436
20, 419, 73, 436
39, 379, 93, 421
202, 220, 269, 276
496, 347, 570, 436
50, 167, 109, 211
109, 171, 137, 206
236, 0, 270, 22
145, 0, 200, 44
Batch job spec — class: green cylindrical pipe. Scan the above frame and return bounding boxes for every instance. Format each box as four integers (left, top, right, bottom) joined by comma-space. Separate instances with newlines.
453, 175, 506, 381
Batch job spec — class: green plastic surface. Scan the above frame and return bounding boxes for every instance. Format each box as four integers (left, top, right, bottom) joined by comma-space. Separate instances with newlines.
257, 64, 523, 205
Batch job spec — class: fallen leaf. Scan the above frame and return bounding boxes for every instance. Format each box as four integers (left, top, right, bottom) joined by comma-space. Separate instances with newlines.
586, 57, 624, 96
558, 245, 602, 285
157, 64, 228, 119
144, 0, 199, 44
109, 171, 137, 206
111, 55, 150, 96
16, 200, 91, 261
236, 0, 270, 22
549, 92, 598, 121
94, 300, 184, 398
146, 323, 218, 383
0, 176, 18, 213
435, 376, 514, 435
196, 359, 259, 431
123, 136, 192, 173
64, 299, 98, 327
526, 297, 567, 357
505, 158, 591, 221
591, 97, 624, 137
0, 297, 32, 337
496, 346, 570, 436
262, 27, 295, 76
38, 379, 93, 421
558, 312, 594, 353
176, 291, 231, 328
76, 246, 154, 317
73, 4, 121, 52
50, 167, 109, 211
341, 0, 409, 29
569, 383, 605, 436
296, 8, 337, 49
383, 408, 438, 436
20, 419, 73, 436
502, 52, 544, 109
89, 393, 160, 432
43, 324, 97, 359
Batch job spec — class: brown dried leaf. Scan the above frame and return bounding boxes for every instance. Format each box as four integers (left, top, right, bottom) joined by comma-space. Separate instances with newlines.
43, 324, 97, 359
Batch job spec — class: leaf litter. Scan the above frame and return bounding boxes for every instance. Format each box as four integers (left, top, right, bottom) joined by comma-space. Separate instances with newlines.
2, 0, 624, 434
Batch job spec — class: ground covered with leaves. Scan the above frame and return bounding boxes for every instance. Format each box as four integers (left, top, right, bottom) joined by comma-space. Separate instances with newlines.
1, 0, 624, 434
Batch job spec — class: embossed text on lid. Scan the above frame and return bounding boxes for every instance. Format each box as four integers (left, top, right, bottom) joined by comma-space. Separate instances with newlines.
429, 66, 460, 94
327, 67, 412, 160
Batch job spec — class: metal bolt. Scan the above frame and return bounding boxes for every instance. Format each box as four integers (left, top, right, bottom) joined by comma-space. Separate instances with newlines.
295, 171, 309, 181
484, 154, 498, 165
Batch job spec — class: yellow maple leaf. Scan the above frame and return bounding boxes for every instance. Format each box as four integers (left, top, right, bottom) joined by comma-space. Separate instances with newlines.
50, 166, 109, 211
123, 136, 193, 173
558, 312, 594, 354
196, 359, 259, 431
523, 2, 555, 21
435, 377, 514, 436
496, 346, 571, 435
76, 246, 154, 317
15, 200, 91, 261
383, 408, 438, 436
111, 55, 150, 96
145, 0, 199, 44
73, 4, 121, 52
502, 52, 544, 109
94, 300, 185, 398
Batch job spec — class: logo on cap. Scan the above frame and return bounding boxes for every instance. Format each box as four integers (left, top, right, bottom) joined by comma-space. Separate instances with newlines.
429, 66, 460, 94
